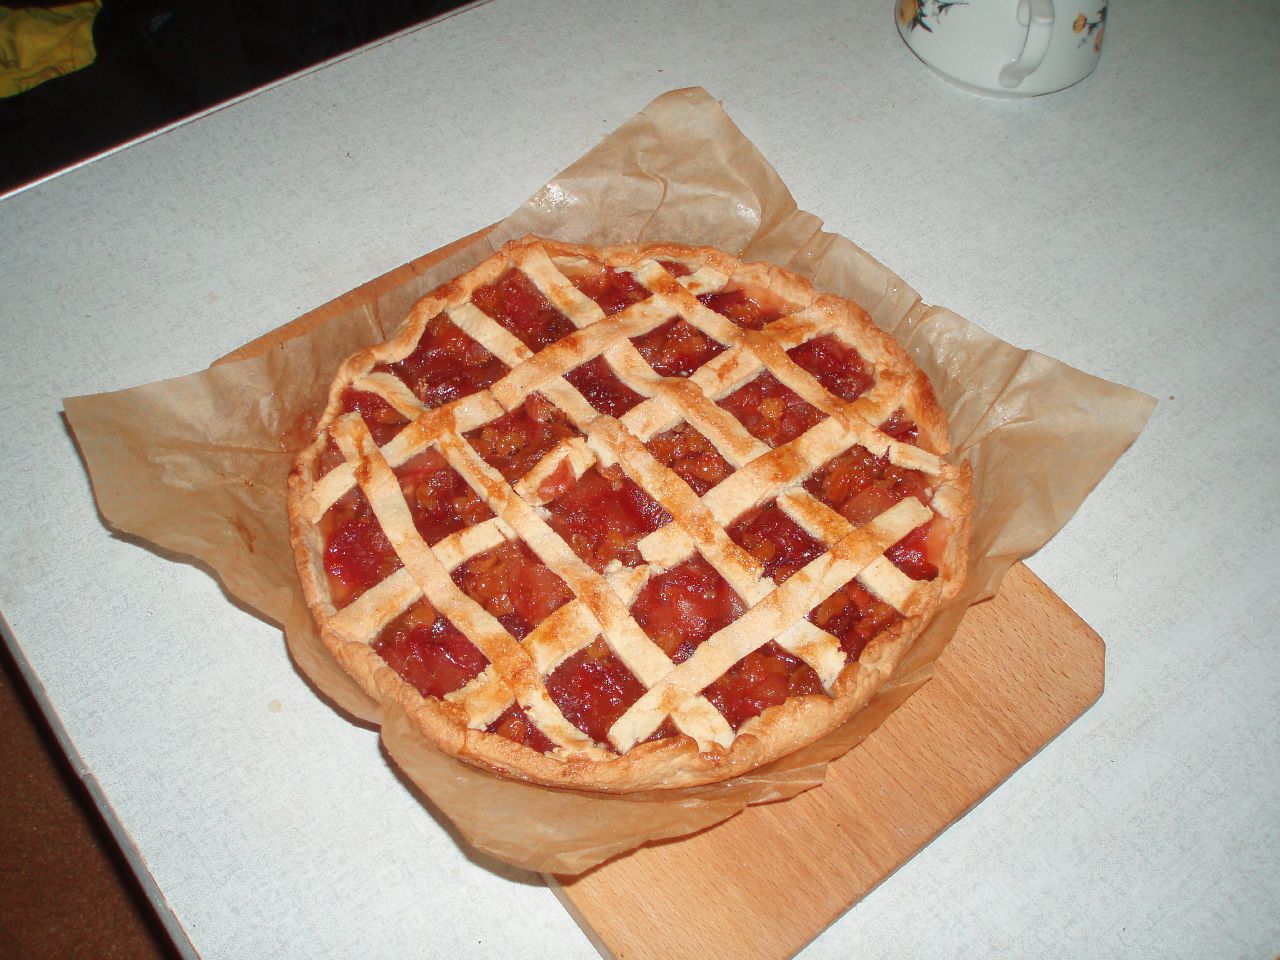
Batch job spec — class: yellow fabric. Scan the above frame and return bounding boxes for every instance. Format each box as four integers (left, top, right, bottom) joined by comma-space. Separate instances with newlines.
0, 1, 101, 98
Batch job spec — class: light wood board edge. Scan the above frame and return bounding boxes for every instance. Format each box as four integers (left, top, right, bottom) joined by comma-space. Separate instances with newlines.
214, 226, 492, 366
548, 563, 1103, 960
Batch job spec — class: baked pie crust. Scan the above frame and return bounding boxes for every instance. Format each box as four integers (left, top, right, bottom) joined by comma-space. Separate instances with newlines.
288, 237, 971, 792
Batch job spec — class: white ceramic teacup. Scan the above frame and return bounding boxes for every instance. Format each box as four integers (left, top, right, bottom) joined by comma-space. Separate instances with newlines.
896, 0, 1108, 98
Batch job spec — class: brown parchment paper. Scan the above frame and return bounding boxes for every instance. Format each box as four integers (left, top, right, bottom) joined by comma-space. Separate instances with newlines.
63, 87, 1155, 874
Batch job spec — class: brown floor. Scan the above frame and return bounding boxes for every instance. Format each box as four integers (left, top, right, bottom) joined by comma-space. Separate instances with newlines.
0, 642, 179, 960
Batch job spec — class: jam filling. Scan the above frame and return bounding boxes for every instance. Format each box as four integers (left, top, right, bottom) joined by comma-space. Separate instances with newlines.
563, 355, 644, 417
810, 578, 902, 662
472, 268, 575, 350
718, 371, 825, 448
658, 259, 693, 278
396, 448, 493, 546
728, 503, 825, 583
646, 421, 735, 496
632, 317, 725, 377
464, 393, 579, 484
487, 703, 556, 753
566, 264, 651, 316
315, 436, 346, 478
804, 447, 942, 579
788, 334, 873, 403
630, 554, 745, 664
544, 465, 671, 572
379, 312, 507, 408
339, 388, 406, 448
804, 445, 933, 528
452, 540, 573, 641
704, 642, 824, 731
886, 522, 940, 582
373, 600, 488, 700
546, 636, 647, 746
880, 408, 919, 445
322, 488, 402, 608
699, 286, 787, 330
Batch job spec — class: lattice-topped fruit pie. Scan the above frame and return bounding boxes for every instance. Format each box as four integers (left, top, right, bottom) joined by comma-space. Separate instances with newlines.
288, 237, 971, 791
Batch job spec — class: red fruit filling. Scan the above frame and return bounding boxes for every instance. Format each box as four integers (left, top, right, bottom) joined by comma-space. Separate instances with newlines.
646, 422, 735, 496
804, 446, 932, 527
339, 388, 406, 447
704, 642, 824, 731
699, 286, 788, 330
880, 408, 919, 445
487, 703, 556, 753
544, 465, 670, 572
632, 317, 725, 377
563, 355, 644, 417
718, 371, 824, 448
373, 600, 488, 699
787, 334, 873, 403
886, 521, 941, 581
630, 554, 745, 664
728, 503, 824, 583
809, 579, 902, 662
452, 540, 573, 641
472, 268, 575, 350
395, 448, 493, 545
464, 393, 579, 484
566, 264, 650, 315
546, 637, 647, 746
321, 488, 402, 608
378, 312, 507, 408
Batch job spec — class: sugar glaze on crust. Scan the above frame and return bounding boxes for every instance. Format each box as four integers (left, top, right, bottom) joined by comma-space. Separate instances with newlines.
288, 237, 971, 792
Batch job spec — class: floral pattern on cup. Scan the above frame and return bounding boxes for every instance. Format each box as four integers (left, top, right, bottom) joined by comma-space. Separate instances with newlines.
1073, 2, 1107, 51
897, 0, 969, 34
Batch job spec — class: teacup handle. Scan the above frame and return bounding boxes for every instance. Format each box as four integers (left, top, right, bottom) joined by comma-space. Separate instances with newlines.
999, 0, 1054, 88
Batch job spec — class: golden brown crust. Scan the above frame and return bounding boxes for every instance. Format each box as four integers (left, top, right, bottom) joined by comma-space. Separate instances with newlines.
287, 236, 972, 792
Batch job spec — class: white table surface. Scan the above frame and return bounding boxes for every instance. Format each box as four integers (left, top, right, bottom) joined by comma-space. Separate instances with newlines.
2, 0, 1277, 957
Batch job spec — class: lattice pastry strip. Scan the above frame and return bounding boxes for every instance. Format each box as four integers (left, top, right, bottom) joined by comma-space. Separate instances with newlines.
587, 417, 769, 605
432, 425, 736, 750
330, 413, 603, 756
289, 237, 972, 792
610, 496, 932, 750
326, 516, 511, 644
445, 566, 649, 726
304, 388, 504, 521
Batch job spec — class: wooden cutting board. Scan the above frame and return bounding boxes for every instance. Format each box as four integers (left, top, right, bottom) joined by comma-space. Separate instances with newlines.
550, 561, 1101, 959
224, 231, 1105, 960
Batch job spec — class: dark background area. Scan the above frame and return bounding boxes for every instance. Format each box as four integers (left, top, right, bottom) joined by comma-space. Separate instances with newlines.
0, 0, 468, 193
0, 3, 464, 958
